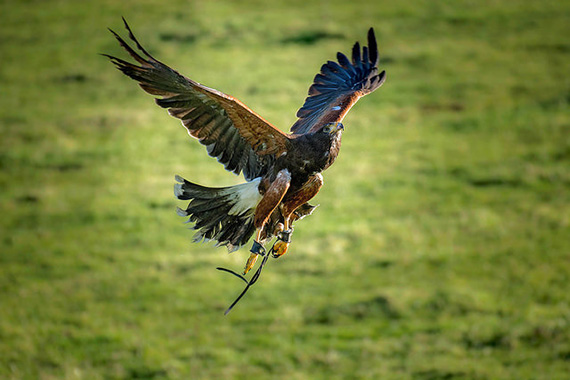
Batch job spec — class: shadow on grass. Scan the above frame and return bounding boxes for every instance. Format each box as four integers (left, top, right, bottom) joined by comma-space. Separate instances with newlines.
305, 295, 400, 324
281, 30, 344, 45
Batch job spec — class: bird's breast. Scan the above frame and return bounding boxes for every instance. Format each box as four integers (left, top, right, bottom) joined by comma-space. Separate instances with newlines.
277, 136, 340, 189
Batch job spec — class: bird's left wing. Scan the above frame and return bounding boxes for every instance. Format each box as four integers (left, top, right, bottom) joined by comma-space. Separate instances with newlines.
290, 28, 386, 135
105, 19, 291, 181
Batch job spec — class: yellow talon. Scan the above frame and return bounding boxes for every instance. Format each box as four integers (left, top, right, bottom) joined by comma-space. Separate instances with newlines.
272, 240, 290, 258
243, 253, 258, 275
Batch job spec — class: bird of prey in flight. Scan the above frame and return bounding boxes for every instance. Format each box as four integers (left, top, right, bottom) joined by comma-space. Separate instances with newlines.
106, 19, 385, 313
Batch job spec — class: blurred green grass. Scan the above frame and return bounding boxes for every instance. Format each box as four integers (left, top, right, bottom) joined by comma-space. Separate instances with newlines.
1, 0, 569, 379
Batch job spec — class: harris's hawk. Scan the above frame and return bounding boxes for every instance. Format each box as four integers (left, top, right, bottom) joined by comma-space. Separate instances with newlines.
106, 19, 385, 312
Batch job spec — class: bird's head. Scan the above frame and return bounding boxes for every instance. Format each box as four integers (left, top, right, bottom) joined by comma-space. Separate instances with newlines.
320, 122, 344, 136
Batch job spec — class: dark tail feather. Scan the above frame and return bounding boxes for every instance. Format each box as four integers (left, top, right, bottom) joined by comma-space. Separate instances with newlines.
174, 175, 260, 252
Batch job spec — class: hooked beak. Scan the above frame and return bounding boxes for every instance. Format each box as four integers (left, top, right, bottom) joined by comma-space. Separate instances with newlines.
323, 122, 344, 135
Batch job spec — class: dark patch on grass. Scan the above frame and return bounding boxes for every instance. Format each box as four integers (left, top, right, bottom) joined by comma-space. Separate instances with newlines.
418, 290, 472, 317
281, 30, 344, 45
520, 325, 568, 347
35, 356, 60, 370
2, 236, 13, 249
426, 258, 446, 268
57, 74, 88, 83
421, 102, 465, 113
247, 85, 259, 95
468, 177, 523, 188
402, 53, 432, 68
448, 167, 525, 188
174, 261, 212, 274
17, 194, 39, 203
447, 167, 467, 178
1, 115, 26, 126
557, 349, 570, 360
78, 115, 122, 132
251, 358, 278, 373
526, 43, 570, 53
443, 117, 480, 132
159, 32, 197, 44
294, 267, 326, 276
64, 334, 124, 364
538, 89, 570, 110
413, 369, 477, 380
305, 295, 400, 324
534, 151, 568, 170
148, 200, 171, 209
350, 295, 401, 319
552, 146, 570, 162
128, 366, 168, 379
373, 259, 394, 268
42, 162, 84, 172
510, 84, 532, 97
0, 153, 11, 169
462, 329, 513, 350
444, 16, 483, 27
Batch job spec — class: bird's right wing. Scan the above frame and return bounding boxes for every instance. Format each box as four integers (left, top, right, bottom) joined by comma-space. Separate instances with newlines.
290, 28, 386, 135
105, 19, 291, 181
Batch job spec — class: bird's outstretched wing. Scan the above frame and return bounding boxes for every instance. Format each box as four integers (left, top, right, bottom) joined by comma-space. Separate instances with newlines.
290, 28, 386, 135
105, 18, 291, 181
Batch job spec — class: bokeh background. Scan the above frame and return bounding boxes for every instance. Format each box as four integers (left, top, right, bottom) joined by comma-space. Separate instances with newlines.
1, 0, 569, 379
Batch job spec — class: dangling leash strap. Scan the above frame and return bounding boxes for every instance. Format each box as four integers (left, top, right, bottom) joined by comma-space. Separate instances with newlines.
216, 231, 293, 314
217, 247, 272, 315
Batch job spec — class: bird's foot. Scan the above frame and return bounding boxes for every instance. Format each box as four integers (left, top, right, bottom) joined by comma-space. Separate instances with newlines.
271, 228, 293, 258
243, 241, 266, 275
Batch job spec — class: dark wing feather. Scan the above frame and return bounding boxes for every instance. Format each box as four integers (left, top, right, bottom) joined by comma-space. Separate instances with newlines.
290, 28, 386, 135
105, 18, 290, 181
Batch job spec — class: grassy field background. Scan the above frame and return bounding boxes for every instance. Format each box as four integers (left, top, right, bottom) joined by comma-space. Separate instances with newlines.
1, 0, 569, 379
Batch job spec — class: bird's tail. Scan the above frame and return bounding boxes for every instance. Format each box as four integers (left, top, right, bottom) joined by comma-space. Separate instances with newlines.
174, 175, 262, 252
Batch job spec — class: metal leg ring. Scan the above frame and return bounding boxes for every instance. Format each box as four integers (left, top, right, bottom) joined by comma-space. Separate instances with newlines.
278, 229, 293, 243
250, 240, 266, 256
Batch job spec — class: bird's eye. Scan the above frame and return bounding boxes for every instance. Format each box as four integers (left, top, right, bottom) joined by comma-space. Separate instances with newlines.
322, 125, 331, 133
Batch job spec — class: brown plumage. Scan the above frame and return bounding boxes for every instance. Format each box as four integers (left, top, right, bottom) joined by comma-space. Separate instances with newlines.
105, 18, 385, 281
